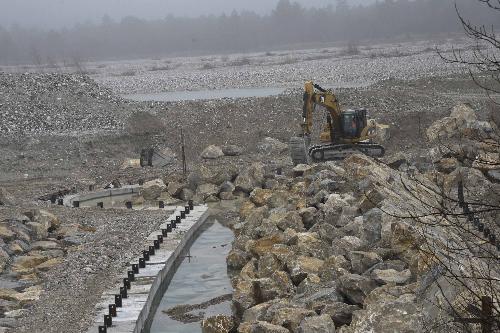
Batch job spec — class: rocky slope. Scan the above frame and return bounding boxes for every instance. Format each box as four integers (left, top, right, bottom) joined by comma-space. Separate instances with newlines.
194, 104, 500, 333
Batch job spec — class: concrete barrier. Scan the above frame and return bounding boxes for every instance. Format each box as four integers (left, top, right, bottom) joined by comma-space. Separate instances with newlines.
86, 205, 209, 333
65, 185, 141, 208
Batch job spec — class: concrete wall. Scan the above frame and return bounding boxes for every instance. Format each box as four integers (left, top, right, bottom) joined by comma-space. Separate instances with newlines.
86, 205, 209, 333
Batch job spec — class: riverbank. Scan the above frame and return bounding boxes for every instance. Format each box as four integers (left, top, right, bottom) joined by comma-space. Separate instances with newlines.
0, 39, 498, 332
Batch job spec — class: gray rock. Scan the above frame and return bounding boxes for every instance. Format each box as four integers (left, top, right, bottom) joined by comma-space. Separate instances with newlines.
257, 137, 288, 154
348, 251, 382, 274
361, 208, 383, 245
321, 302, 360, 326
167, 181, 185, 197
320, 179, 339, 193
487, 169, 500, 183
271, 307, 316, 333
0, 188, 14, 206
220, 192, 236, 200
222, 145, 243, 156
227, 249, 250, 270
219, 181, 235, 193
242, 302, 272, 322
298, 314, 336, 333
275, 211, 304, 232
331, 236, 363, 257
337, 274, 378, 305
27, 222, 48, 241
201, 145, 224, 159
295, 287, 343, 311
347, 294, 423, 333
179, 188, 194, 201
371, 269, 411, 285
140, 179, 166, 200
253, 271, 295, 303
299, 207, 317, 229
197, 183, 219, 200
234, 162, 265, 193
62, 235, 84, 246
239, 321, 290, 333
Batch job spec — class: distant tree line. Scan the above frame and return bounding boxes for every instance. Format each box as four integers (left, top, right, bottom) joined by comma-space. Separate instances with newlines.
0, 0, 498, 65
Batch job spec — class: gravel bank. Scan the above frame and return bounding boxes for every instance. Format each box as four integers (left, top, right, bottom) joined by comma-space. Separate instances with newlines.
12, 208, 170, 333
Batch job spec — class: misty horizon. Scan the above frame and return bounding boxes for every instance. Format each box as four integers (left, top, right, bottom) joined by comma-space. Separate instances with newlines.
0, 0, 497, 66
0, 0, 372, 30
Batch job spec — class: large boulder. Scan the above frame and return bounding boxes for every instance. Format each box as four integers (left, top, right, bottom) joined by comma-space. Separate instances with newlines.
360, 208, 383, 245
227, 249, 251, 270
223, 145, 243, 156
295, 232, 331, 259
197, 183, 219, 200
319, 255, 351, 281
337, 274, 377, 305
371, 269, 411, 285
257, 137, 288, 154
348, 251, 382, 275
250, 189, 273, 207
167, 181, 185, 197
140, 179, 166, 200
345, 294, 423, 333
298, 314, 336, 333
426, 103, 478, 142
271, 307, 316, 333
322, 194, 351, 224
235, 162, 265, 193
321, 302, 360, 327
201, 145, 224, 159
288, 256, 325, 285
28, 210, 60, 230
253, 271, 295, 303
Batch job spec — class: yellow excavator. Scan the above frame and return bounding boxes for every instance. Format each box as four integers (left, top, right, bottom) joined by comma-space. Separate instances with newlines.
290, 81, 386, 165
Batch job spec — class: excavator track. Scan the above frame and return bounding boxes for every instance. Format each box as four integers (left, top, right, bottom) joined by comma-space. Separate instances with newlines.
308, 143, 385, 162
289, 136, 309, 165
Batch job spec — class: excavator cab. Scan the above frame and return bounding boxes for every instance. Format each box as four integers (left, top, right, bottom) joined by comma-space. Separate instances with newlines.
341, 109, 367, 139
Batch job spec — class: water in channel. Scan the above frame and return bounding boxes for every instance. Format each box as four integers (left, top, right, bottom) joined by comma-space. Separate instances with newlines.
148, 220, 234, 333
122, 87, 285, 102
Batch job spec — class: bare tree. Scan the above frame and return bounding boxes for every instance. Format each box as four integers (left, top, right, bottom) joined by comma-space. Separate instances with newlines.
439, 1, 500, 104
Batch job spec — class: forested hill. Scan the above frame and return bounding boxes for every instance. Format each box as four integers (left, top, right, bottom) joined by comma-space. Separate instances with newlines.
0, 0, 498, 65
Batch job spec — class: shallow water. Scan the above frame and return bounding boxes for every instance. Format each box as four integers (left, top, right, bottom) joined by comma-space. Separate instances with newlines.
148, 220, 234, 333
122, 87, 285, 102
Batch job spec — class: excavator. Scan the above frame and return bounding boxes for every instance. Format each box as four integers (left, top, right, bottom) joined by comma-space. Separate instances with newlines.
290, 81, 386, 165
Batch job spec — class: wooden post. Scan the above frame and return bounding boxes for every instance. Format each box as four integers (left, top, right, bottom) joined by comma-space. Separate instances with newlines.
181, 127, 187, 177
458, 181, 464, 208
482, 296, 493, 333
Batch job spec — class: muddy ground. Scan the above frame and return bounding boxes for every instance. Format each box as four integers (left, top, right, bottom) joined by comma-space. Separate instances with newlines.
0, 39, 498, 332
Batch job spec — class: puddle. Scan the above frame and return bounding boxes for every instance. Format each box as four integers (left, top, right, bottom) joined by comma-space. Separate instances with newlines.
122, 87, 285, 102
148, 220, 234, 333
77, 193, 136, 208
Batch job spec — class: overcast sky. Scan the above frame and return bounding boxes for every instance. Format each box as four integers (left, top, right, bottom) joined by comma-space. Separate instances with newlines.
0, 0, 372, 29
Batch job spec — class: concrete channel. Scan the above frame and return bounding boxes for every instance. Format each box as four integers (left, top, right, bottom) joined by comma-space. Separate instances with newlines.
86, 204, 210, 333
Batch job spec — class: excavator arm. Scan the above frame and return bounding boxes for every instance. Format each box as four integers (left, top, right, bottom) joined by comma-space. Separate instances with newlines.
301, 81, 342, 142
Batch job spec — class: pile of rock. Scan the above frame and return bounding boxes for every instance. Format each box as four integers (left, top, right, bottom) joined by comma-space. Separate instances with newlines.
427, 103, 499, 181
0, 209, 82, 327
0, 73, 124, 136
202, 124, 500, 333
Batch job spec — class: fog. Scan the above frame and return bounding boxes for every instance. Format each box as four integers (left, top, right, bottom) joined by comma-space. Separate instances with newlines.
0, 0, 370, 29
0, 0, 498, 65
